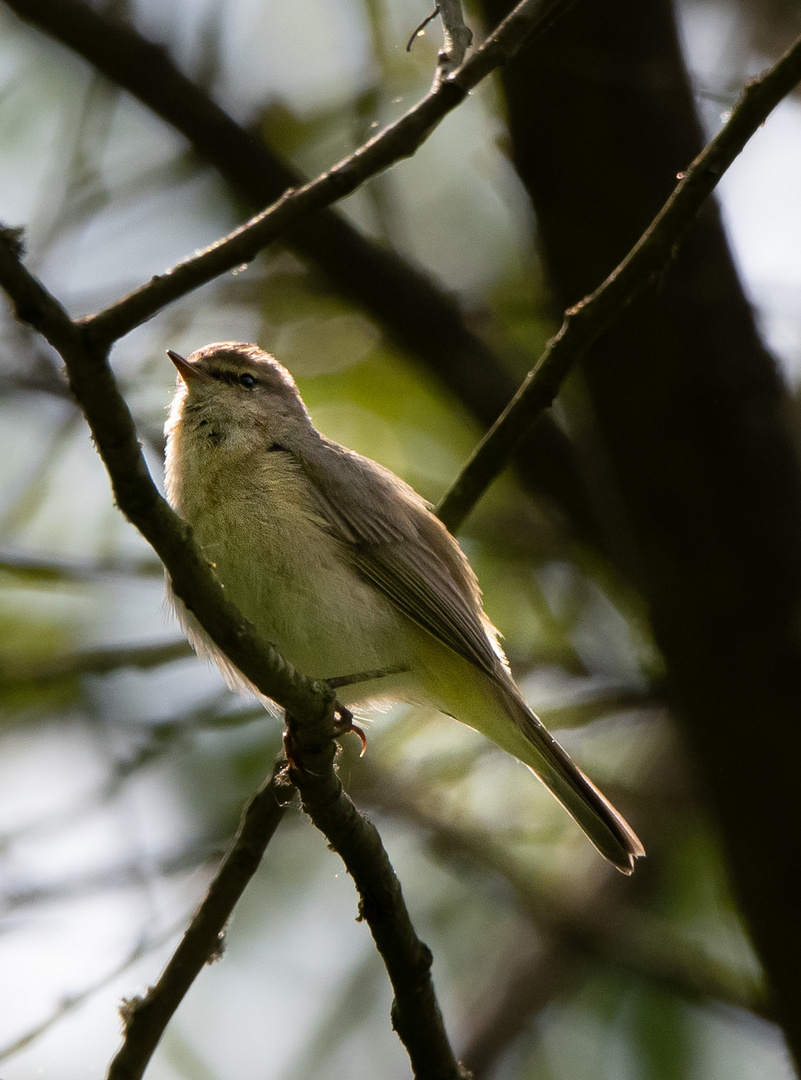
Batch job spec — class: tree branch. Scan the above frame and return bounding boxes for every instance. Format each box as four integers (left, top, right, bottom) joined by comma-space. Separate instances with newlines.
283, 720, 469, 1080
436, 31, 801, 531
65, 0, 556, 344
0, 640, 191, 690
106, 762, 286, 1080
2, 0, 605, 550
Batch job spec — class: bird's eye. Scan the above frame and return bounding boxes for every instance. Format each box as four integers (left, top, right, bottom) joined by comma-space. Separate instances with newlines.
239, 373, 257, 390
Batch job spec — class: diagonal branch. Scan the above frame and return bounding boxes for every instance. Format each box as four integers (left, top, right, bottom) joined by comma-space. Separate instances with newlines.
106, 762, 286, 1080
3, 0, 603, 549
284, 721, 470, 1080
0, 640, 191, 690
72, 0, 556, 344
436, 30, 801, 531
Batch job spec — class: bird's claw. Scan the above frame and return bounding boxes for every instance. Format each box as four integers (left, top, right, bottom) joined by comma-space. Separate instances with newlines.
333, 706, 368, 757
282, 707, 367, 772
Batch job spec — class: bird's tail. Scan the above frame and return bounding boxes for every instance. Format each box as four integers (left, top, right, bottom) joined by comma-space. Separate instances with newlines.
494, 686, 644, 874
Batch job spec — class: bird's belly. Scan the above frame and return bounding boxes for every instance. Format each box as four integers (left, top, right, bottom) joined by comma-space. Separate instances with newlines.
195, 501, 407, 684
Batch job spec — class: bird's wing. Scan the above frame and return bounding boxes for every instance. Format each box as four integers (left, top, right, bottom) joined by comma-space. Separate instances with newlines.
297, 436, 507, 680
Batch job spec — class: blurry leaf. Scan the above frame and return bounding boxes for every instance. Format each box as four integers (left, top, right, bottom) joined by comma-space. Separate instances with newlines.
631, 986, 695, 1080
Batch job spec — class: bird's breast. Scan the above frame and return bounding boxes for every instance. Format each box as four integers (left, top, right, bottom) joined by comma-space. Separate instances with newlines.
166, 440, 408, 682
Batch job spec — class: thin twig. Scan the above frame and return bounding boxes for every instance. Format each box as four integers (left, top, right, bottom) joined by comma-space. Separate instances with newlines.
106, 761, 287, 1080
407, 6, 440, 52
0, 551, 162, 580
73, 0, 553, 344
0, 640, 191, 688
436, 31, 801, 531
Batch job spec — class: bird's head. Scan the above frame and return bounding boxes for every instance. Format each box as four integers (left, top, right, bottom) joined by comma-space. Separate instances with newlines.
167, 341, 312, 447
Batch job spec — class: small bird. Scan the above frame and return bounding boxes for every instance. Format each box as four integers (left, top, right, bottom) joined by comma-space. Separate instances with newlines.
164, 342, 644, 873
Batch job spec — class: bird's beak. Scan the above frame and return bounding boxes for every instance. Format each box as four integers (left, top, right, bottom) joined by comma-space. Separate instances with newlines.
167, 349, 210, 383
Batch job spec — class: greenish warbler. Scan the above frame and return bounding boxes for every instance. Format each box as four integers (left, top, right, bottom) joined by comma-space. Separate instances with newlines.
164, 342, 644, 873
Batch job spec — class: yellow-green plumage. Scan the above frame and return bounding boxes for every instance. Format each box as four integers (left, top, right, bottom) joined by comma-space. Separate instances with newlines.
165, 342, 644, 873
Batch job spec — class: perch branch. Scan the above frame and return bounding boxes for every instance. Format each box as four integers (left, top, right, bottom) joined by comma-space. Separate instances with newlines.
282, 721, 470, 1079
0, 231, 466, 1077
